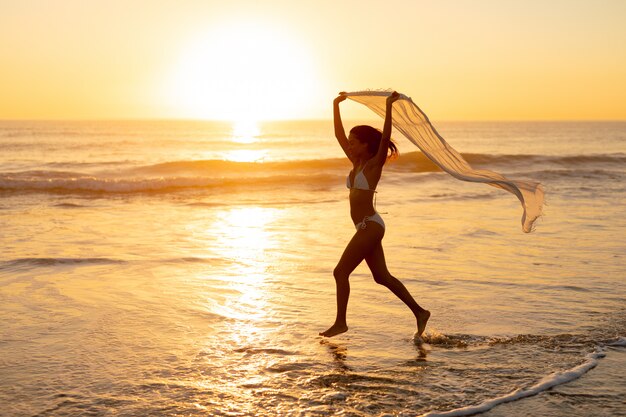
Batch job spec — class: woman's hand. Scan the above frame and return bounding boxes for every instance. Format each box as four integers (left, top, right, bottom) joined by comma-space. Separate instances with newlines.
386, 91, 400, 105
334, 92, 347, 105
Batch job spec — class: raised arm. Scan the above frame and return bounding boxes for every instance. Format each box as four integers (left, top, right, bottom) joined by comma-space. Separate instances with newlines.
373, 91, 400, 166
333, 93, 353, 161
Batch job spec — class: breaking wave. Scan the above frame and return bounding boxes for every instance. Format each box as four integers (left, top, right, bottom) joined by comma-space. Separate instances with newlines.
1, 152, 623, 195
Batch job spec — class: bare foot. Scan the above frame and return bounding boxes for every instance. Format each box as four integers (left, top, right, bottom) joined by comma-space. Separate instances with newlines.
319, 323, 348, 337
416, 310, 430, 337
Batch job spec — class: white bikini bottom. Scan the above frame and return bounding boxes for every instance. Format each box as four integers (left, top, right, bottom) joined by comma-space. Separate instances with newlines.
354, 212, 385, 230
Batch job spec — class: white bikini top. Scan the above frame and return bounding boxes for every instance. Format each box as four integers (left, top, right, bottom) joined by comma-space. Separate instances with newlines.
346, 165, 376, 191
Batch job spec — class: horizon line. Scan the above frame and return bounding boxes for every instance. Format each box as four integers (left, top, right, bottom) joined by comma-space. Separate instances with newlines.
1, 117, 625, 123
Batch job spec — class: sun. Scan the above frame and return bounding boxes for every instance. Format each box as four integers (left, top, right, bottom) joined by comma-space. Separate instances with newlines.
167, 20, 319, 122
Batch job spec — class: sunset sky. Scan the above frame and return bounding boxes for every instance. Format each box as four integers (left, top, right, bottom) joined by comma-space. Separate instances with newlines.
1, 0, 625, 121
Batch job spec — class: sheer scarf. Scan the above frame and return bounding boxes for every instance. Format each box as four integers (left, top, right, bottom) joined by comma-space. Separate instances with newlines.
346, 90, 544, 232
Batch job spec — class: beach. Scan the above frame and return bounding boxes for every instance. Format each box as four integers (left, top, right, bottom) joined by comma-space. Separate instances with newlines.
1, 119, 625, 416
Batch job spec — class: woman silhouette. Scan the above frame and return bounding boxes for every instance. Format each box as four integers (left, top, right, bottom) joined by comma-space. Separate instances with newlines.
320, 91, 430, 338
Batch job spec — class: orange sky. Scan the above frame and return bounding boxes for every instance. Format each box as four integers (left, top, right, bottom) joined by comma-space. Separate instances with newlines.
1, 0, 625, 121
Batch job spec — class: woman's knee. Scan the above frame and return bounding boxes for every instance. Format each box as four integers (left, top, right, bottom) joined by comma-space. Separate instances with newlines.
372, 272, 391, 286
333, 266, 349, 282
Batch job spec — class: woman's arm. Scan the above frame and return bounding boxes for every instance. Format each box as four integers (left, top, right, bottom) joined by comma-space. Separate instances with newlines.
373, 91, 400, 166
333, 93, 353, 161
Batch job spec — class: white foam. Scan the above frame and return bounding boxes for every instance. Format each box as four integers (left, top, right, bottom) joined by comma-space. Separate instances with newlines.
419, 348, 606, 417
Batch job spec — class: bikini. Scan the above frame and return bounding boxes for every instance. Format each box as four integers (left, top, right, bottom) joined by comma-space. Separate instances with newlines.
347, 165, 386, 231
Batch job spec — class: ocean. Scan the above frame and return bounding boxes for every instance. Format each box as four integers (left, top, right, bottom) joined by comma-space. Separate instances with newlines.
1, 119, 625, 416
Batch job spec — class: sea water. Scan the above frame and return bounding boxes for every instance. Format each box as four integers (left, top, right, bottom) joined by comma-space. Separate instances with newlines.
1, 120, 624, 416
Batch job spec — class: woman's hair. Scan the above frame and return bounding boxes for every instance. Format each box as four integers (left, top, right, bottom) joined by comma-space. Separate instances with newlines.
350, 125, 399, 160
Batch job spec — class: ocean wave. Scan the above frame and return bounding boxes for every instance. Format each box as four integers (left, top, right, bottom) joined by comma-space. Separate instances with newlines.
0, 173, 340, 194
130, 158, 350, 175
0, 257, 127, 272
9, 152, 622, 176
418, 328, 626, 416
2, 152, 623, 195
420, 330, 614, 350
53, 202, 86, 208
396, 152, 626, 172
419, 348, 607, 417
129, 152, 626, 175
0, 257, 224, 272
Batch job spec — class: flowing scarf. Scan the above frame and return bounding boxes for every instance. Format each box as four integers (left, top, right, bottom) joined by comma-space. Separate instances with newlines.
345, 90, 544, 232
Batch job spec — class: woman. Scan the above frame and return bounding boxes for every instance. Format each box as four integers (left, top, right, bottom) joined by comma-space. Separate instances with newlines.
319, 91, 430, 338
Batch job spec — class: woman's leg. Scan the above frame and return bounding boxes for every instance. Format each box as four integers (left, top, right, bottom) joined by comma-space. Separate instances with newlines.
319, 225, 383, 337
365, 242, 431, 336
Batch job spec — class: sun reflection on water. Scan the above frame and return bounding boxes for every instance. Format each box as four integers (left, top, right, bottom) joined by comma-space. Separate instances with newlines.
208, 206, 279, 322
231, 120, 260, 144
224, 149, 266, 163
193, 206, 285, 397
226, 120, 265, 162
